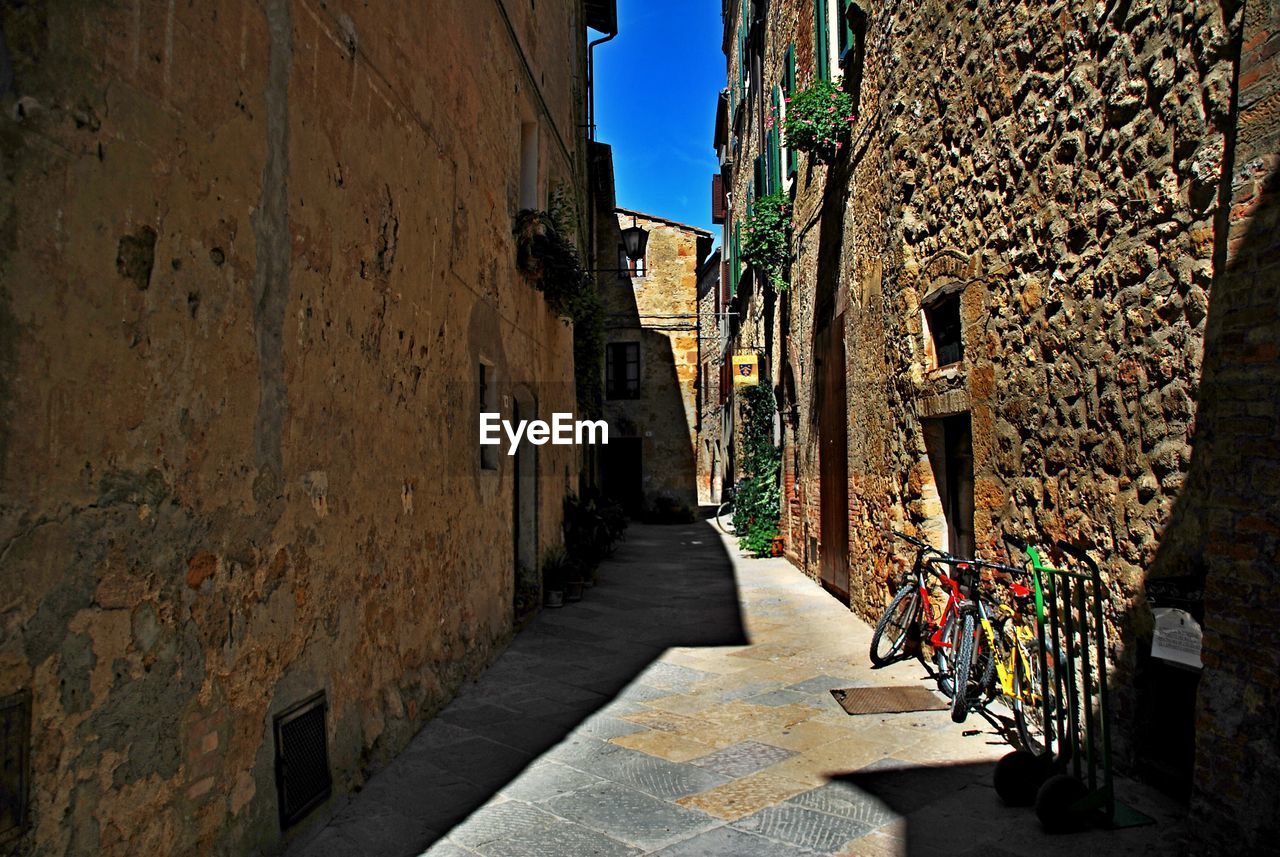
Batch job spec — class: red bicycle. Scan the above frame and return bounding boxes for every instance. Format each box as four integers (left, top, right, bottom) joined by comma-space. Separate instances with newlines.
870, 531, 992, 698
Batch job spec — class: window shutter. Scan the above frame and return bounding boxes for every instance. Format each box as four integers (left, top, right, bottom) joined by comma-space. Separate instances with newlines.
712, 174, 726, 223
732, 221, 742, 297
769, 90, 783, 192
814, 0, 829, 81
784, 45, 797, 178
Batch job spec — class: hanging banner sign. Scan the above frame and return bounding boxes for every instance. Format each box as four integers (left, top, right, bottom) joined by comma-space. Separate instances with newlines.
732, 354, 759, 387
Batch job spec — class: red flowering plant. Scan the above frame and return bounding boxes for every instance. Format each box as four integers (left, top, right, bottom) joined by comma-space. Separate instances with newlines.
781, 79, 856, 164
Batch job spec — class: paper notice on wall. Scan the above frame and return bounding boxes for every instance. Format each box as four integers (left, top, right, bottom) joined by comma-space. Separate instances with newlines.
1151, 607, 1203, 669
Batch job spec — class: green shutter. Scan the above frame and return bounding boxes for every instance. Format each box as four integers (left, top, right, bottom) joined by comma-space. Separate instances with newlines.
838, 1, 854, 60
814, 0, 829, 81
737, 221, 747, 299
784, 45, 797, 178
770, 89, 783, 192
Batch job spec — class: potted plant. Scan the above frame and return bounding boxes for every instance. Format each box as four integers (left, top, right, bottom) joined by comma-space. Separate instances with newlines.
541, 545, 570, 608
565, 559, 586, 602
741, 191, 792, 293
782, 78, 856, 165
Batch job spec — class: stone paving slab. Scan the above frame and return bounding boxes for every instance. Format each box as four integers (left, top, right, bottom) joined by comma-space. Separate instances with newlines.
688, 740, 797, 778
731, 803, 876, 854
675, 771, 811, 821
574, 713, 648, 741
609, 729, 717, 762
785, 674, 866, 695
745, 688, 814, 707
788, 781, 898, 828
469, 824, 640, 857
541, 780, 719, 851
499, 760, 608, 804
648, 824, 823, 856
445, 799, 555, 851
586, 744, 733, 800
416, 841, 478, 857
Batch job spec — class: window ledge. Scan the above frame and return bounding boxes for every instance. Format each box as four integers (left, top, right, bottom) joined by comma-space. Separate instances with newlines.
926, 362, 965, 380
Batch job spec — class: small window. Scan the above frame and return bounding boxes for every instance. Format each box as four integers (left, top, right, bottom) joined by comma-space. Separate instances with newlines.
479, 362, 498, 470
924, 292, 963, 368
606, 342, 640, 399
619, 245, 645, 278
840, 3, 868, 110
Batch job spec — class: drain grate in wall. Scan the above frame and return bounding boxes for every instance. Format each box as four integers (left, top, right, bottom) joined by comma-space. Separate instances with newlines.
1, 690, 31, 844
273, 691, 332, 829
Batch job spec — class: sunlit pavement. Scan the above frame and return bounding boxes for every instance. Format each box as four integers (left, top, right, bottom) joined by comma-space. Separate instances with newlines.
292, 520, 1184, 857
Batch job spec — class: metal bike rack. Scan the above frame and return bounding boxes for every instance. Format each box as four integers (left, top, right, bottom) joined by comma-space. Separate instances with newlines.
1022, 540, 1153, 830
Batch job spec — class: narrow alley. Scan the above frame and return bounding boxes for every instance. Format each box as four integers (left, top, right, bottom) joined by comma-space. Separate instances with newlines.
293, 521, 1180, 857
3, 0, 1278, 853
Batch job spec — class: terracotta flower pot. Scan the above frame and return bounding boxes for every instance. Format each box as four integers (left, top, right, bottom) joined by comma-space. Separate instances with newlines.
770, 536, 785, 557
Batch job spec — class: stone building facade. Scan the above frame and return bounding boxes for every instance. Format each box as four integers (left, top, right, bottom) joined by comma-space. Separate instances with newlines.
696, 250, 725, 505
717, 0, 1275, 847
597, 209, 711, 511
0, 1, 613, 854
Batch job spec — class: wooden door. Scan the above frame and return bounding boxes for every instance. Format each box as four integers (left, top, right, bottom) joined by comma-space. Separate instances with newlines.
817, 316, 849, 599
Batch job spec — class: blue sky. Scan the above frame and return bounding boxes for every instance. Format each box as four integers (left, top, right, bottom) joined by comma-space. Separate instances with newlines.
594, 1, 723, 239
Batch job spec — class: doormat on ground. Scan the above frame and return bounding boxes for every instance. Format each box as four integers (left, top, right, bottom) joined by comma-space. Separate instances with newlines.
830, 686, 948, 715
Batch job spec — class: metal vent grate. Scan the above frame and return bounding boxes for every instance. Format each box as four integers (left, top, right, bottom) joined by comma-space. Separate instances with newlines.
273, 691, 331, 828
1, 690, 31, 844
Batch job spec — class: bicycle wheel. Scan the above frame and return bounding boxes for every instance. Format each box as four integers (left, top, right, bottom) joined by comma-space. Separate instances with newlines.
950, 613, 978, 723
933, 613, 957, 698
870, 584, 921, 666
1013, 638, 1056, 755
713, 500, 735, 535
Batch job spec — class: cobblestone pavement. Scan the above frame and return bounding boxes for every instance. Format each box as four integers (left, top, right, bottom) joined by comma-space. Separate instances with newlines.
292, 520, 1184, 857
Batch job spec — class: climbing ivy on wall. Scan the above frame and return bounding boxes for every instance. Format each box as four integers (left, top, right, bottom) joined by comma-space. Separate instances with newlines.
733, 384, 782, 557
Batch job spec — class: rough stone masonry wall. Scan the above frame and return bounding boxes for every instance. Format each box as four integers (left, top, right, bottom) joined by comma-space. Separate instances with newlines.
696, 260, 722, 504
859, 0, 1232, 766
741, 0, 1236, 774
601, 212, 704, 506
0, 1, 583, 854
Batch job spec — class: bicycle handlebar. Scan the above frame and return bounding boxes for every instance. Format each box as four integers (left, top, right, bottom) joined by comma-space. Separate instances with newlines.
928, 554, 1031, 579
891, 530, 952, 556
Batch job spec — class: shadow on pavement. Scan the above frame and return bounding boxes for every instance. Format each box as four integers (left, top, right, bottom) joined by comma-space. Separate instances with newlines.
291, 520, 748, 856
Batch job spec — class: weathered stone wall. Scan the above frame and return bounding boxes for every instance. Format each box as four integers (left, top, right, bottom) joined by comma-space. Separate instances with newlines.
696, 252, 723, 504
722, 0, 1249, 819
600, 210, 707, 507
0, 1, 587, 854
